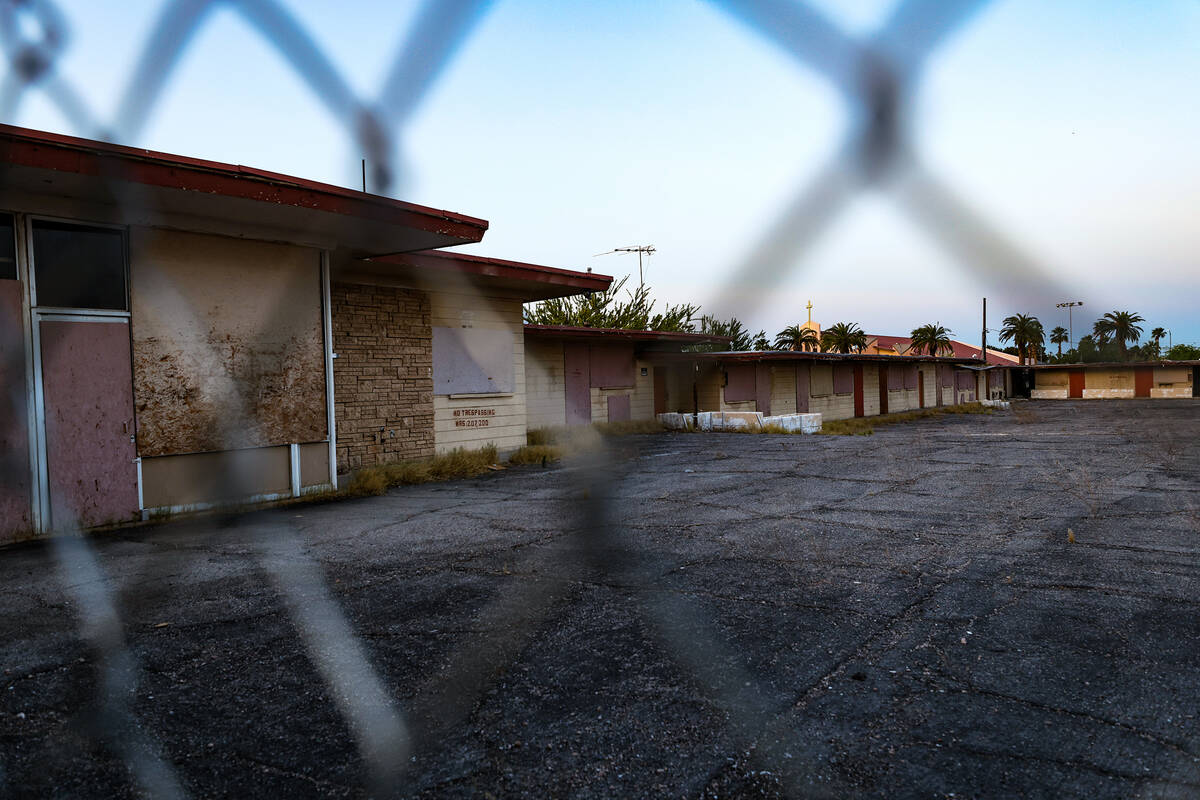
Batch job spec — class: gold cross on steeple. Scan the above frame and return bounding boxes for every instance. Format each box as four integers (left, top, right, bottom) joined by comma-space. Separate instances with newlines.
806, 299, 813, 324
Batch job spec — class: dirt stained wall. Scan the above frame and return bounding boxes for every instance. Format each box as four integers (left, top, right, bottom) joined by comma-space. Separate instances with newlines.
130, 228, 326, 457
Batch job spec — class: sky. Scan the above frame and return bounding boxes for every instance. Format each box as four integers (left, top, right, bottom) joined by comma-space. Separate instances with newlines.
6, 0, 1200, 349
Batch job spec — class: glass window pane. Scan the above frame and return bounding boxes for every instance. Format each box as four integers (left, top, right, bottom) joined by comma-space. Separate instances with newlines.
32, 220, 127, 310
0, 214, 14, 281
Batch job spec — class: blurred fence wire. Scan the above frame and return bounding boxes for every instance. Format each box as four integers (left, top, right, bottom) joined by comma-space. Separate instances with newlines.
0, 0, 1079, 796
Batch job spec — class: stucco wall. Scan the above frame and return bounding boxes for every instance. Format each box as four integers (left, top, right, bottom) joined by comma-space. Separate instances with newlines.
129, 228, 327, 457
430, 289, 526, 455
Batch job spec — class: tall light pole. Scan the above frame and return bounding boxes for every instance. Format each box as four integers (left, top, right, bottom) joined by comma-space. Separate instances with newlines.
1056, 301, 1084, 360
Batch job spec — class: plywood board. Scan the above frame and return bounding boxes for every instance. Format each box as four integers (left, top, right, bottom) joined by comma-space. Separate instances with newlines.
130, 228, 326, 457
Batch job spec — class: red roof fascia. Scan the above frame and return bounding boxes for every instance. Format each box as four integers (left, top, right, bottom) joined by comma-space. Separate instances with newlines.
373, 250, 613, 293
0, 124, 489, 241
524, 324, 732, 345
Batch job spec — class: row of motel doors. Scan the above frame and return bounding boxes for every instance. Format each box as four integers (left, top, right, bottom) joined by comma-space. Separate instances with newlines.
2, 213, 139, 537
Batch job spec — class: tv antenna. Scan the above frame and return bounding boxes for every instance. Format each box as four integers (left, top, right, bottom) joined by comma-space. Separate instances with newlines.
594, 245, 655, 290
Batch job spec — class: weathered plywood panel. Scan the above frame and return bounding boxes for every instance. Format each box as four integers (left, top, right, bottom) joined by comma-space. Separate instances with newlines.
833, 364, 854, 395
589, 344, 635, 389
432, 327, 515, 395
41, 321, 139, 528
430, 288, 527, 453
810, 363, 833, 397
0, 280, 31, 540
130, 228, 325, 457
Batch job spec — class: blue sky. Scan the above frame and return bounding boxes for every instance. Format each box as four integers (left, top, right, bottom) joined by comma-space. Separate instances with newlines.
8, 0, 1200, 348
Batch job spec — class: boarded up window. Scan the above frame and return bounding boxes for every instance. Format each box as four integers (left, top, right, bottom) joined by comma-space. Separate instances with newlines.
725, 363, 755, 402
904, 365, 918, 390
130, 228, 326, 457
940, 365, 953, 388
988, 369, 1003, 388
589, 344, 634, 388
955, 370, 973, 390
433, 327, 514, 394
833, 364, 853, 395
1036, 371, 1068, 388
886, 366, 904, 391
810, 363, 834, 397
1154, 367, 1189, 384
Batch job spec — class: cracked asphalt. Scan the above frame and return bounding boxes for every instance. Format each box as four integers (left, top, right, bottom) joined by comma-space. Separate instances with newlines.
2, 400, 1199, 799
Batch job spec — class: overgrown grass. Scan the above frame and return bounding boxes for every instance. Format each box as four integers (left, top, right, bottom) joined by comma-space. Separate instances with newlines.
527, 419, 664, 446
343, 445, 499, 496
817, 402, 993, 436
508, 444, 565, 465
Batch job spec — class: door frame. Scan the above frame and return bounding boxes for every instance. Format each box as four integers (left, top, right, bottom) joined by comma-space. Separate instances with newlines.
877, 364, 889, 415
22, 213, 137, 531
853, 364, 865, 417
1068, 368, 1085, 399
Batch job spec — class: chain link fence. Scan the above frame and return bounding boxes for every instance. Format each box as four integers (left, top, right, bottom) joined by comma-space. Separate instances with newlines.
0, 0, 1192, 797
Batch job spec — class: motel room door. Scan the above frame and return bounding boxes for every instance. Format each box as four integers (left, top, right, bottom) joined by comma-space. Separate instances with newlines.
877, 364, 889, 415
1068, 368, 1085, 399
853, 365, 865, 417
1134, 367, 1153, 398
29, 219, 139, 530
653, 367, 667, 415
917, 370, 926, 408
563, 343, 592, 425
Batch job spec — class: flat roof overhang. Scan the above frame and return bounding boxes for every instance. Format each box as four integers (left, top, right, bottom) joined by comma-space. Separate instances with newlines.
337, 249, 613, 301
524, 324, 733, 349
1023, 360, 1200, 369
645, 351, 989, 366
0, 125, 488, 255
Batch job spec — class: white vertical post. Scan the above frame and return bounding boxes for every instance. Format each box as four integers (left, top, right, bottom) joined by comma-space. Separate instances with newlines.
321, 251, 337, 490
289, 443, 301, 498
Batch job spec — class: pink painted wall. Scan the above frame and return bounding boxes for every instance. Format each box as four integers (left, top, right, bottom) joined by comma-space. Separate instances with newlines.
0, 281, 31, 541
40, 320, 139, 529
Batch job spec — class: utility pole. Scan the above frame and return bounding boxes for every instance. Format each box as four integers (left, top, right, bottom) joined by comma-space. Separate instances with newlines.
594, 245, 656, 290
1056, 301, 1083, 361
981, 297, 987, 363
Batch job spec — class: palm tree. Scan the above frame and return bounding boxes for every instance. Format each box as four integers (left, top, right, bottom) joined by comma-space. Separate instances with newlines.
908, 323, 953, 357
821, 322, 868, 354
1049, 326, 1070, 358
774, 324, 821, 352
1092, 311, 1144, 359
1150, 326, 1166, 357
999, 314, 1045, 365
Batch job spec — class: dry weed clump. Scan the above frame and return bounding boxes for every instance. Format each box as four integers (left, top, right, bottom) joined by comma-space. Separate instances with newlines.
508, 444, 565, 465
817, 403, 993, 436
344, 445, 500, 496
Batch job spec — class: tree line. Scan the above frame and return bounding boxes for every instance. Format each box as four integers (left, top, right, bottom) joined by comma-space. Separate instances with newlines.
998, 311, 1196, 363
525, 287, 1193, 361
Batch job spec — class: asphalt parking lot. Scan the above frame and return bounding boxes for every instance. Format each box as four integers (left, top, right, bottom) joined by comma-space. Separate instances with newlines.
2, 400, 1199, 799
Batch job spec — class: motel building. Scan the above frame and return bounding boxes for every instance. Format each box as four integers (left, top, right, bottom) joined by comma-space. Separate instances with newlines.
0, 125, 611, 543
1014, 362, 1199, 400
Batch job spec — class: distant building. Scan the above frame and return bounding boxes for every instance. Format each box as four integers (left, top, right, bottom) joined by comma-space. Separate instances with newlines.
865, 335, 1020, 366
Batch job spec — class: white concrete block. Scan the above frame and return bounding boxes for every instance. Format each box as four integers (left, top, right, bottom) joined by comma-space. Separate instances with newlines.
762, 413, 823, 433
981, 400, 1011, 410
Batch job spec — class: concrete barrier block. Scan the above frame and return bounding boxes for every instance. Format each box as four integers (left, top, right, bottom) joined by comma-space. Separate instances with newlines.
656, 412, 695, 431
716, 411, 763, 431
981, 400, 1011, 410
762, 413, 823, 433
